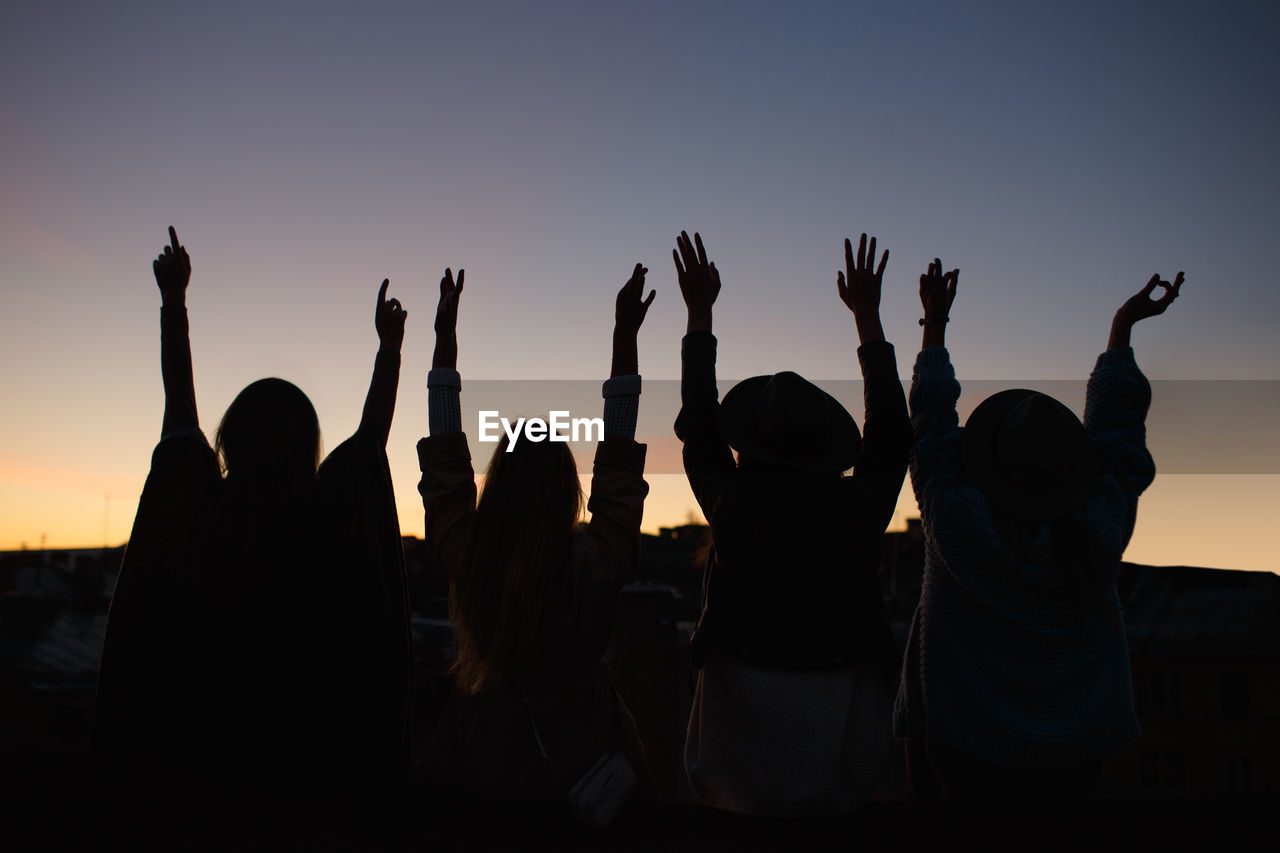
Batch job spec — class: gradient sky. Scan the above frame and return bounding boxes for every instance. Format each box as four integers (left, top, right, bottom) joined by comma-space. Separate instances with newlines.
3, 1, 1277, 570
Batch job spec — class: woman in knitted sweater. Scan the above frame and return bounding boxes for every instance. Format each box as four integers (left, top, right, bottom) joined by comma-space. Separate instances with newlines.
895, 259, 1184, 798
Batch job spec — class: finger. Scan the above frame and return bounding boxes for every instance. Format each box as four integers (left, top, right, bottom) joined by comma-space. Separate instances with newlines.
164, 244, 173, 256
857, 233, 867, 271
694, 232, 708, 267
837, 270, 847, 300
642, 289, 656, 309
456, 269, 464, 296
678, 231, 698, 270
876, 248, 889, 278
948, 269, 959, 296
378, 278, 390, 305
709, 261, 720, 285
672, 248, 685, 278
1173, 271, 1185, 295
867, 236, 877, 272
1143, 273, 1159, 296
844, 238, 855, 274
169, 226, 180, 253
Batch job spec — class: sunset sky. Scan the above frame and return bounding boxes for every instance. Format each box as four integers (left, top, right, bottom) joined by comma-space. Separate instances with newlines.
2, 1, 1277, 571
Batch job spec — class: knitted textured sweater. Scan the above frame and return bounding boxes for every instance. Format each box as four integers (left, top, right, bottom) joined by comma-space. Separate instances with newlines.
892, 346, 1153, 768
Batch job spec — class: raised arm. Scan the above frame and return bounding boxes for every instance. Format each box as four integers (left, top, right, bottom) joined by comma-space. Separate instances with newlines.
672, 231, 735, 516
603, 263, 655, 438
357, 279, 407, 447
156, 226, 198, 439
1086, 273, 1185, 503
418, 268, 473, 577
586, 265, 655, 567
908, 258, 963, 511
839, 234, 911, 517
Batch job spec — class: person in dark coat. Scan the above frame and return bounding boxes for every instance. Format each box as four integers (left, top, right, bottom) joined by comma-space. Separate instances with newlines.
674, 231, 912, 815
93, 227, 412, 810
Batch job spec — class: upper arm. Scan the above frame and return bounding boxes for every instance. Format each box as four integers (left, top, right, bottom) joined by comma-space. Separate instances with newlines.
675, 331, 735, 517
583, 438, 649, 582
906, 348, 963, 512
1083, 348, 1155, 498
416, 433, 479, 579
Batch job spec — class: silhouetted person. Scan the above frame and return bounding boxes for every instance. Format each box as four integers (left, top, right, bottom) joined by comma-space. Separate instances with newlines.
93, 227, 412, 813
895, 260, 1185, 800
674, 232, 910, 815
417, 265, 654, 823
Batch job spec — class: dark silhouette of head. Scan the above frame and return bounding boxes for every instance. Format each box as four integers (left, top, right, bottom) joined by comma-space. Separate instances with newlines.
214, 378, 321, 497
719, 371, 860, 475
962, 389, 1097, 520
451, 431, 584, 694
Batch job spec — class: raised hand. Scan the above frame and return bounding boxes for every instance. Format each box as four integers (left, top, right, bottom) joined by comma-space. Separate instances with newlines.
1109, 272, 1184, 350
919, 258, 958, 350
673, 231, 720, 333
153, 226, 191, 305
432, 268, 464, 370
375, 279, 407, 352
838, 233, 889, 343
615, 263, 656, 336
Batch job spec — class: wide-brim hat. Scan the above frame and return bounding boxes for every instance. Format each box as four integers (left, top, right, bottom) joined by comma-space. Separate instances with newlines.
961, 389, 1099, 520
717, 371, 861, 473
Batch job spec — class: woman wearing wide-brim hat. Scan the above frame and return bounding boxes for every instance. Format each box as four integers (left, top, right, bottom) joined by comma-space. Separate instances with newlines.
674, 231, 912, 816
894, 260, 1185, 800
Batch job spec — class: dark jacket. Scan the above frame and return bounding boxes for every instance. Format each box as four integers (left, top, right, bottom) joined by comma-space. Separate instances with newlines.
675, 332, 910, 676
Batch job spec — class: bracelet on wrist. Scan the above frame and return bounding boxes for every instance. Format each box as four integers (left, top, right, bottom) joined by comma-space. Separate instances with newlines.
919, 317, 950, 326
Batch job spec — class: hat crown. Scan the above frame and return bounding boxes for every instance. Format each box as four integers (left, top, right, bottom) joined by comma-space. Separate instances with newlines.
755, 372, 833, 451
993, 395, 1075, 492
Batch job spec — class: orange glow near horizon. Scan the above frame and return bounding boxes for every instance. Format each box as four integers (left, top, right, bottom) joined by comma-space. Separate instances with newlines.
4, 466, 1276, 575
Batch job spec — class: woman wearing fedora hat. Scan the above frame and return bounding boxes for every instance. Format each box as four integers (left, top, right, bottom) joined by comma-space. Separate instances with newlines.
674, 231, 912, 815
895, 262, 1184, 799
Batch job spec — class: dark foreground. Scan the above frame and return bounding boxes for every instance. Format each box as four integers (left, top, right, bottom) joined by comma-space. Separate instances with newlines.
1, 749, 1271, 850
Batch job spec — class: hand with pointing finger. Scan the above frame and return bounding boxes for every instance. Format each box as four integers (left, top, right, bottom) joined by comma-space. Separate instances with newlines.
376, 279, 407, 353
154, 225, 191, 306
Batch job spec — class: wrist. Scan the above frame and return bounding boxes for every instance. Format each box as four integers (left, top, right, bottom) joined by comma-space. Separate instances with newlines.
854, 313, 885, 343
686, 306, 712, 334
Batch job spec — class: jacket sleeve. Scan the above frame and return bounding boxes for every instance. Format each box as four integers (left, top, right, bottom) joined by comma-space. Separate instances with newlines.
1083, 347, 1156, 538
673, 332, 736, 517
908, 347, 964, 515
582, 438, 649, 582
417, 432, 478, 581
848, 340, 912, 531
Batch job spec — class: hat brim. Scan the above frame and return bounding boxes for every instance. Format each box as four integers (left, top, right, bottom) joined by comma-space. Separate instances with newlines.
961, 389, 1099, 520
718, 375, 861, 473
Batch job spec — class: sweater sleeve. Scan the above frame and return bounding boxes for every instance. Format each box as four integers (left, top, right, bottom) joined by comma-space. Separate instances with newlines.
1083, 347, 1156, 537
908, 347, 964, 515
427, 367, 463, 435
582, 438, 650, 582
673, 332, 736, 517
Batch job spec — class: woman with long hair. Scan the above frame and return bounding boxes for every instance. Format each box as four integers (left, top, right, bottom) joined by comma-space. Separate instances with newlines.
895, 259, 1184, 799
417, 264, 654, 817
93, 227, 412, 805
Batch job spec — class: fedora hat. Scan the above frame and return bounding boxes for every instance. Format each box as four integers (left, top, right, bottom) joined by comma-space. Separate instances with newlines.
717, 371, 860, 473
961, 389, 1099, 520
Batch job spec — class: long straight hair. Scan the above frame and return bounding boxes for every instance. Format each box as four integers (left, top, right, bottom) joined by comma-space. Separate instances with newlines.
450, 432, 584, 694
